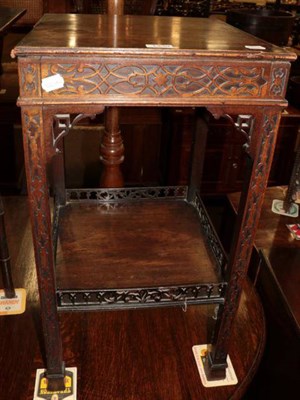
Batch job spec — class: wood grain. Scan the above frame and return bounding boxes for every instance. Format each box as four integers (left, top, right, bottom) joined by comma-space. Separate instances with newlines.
14, 14, 294, 57
56, 200, 219, 289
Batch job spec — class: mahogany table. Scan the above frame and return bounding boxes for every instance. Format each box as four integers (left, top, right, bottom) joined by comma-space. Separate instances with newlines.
12, 13, 296, 392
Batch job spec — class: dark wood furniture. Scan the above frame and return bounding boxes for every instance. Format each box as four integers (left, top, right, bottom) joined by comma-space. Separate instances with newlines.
156, 0, 210, 17
227, 186, 300, 398
0, 8, 26, 298
71, 1, 159, 189
167, 105, 300, 193
0, 7, 26, 74
73, 0, 159, 15
0, 2, 42, 27
99, 0, 158, 188
0, 194, 266, 400
13, 10, 296, 393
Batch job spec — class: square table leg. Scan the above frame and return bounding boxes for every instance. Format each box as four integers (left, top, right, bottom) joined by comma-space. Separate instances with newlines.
204, 107, 282, 379
21, 106, 65, 391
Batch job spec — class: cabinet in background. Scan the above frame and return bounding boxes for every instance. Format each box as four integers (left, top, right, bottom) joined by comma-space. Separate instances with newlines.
166, 107, 300, 194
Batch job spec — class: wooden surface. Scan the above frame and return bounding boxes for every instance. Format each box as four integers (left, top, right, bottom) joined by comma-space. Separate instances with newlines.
14, 13, 294, 58
56, 200, 218, 289
0, 195, 266, 400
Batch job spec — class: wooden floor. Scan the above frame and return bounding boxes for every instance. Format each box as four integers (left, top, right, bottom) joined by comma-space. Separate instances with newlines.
0, 195, 265, 400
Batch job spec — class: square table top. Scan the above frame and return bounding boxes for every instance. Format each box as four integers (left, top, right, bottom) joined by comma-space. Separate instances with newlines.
13, 13, 296, 61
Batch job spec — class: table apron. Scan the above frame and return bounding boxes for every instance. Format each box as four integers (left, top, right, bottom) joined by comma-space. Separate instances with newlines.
17, 57, 291, 105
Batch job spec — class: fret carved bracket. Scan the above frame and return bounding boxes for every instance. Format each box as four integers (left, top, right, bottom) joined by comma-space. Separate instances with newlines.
225, 114, 255, 152
206, 107, 255, 152
52, 113, 97, 154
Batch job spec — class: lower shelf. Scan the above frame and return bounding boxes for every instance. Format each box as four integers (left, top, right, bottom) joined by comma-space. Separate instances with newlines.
55, 186, 227, 310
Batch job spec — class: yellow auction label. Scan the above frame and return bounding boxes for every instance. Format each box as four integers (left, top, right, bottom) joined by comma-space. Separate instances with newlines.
35, 370, 76, 400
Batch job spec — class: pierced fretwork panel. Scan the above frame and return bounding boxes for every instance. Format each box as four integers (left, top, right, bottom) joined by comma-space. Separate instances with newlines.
52, 113, 97, 154
224, 114, 255, 151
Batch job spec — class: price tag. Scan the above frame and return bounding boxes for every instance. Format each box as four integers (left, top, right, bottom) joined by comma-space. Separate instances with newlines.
245, 45, 266, 50
192, 344, 238, 387
145, 44, 174, 48
0, 288, 26, 315
42, 74, 64, 92
271, 199, 299, 217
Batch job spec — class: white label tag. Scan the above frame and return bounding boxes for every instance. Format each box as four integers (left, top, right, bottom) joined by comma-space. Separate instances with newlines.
271, 199, 299, 217
245, 45, 266, 50
145, 44, 174, 48
42, 74, 64, 92
0, 288, 26, 315
192, 344, 238, 387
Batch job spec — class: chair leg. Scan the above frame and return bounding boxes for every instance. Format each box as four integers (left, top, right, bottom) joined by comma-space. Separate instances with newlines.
0, 196, 16, 298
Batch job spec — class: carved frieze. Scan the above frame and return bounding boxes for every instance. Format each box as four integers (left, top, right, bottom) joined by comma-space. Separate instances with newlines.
269, 64, 289, 97
19, 61, 41, 98
41, 61, 269, 99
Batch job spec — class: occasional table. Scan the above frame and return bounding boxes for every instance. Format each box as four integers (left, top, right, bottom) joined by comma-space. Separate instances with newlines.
12, 12, 296, 391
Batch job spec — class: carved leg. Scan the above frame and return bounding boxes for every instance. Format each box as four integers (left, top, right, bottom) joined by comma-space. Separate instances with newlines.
21, 106, 65, 391
204, 108, 282, 380
0, 196, 15, 298
100, 107, 124, 188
